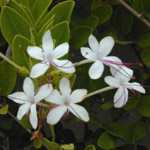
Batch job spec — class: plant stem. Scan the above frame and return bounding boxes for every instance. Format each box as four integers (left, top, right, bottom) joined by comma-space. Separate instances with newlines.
118, 0, 150, 28
74, 60, 93, 67
86, 86, 115, 98
50, 125, 55, 142
0, 52, 24, 71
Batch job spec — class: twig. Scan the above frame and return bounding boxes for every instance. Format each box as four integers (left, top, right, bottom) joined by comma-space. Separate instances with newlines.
118, 0, 150, 28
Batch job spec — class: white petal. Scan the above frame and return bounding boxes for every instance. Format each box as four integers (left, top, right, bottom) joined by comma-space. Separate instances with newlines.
42, 30, 54, 53
88, 34, 99, 52
59, 77, 71, 96
23, 77, 34, 99
129, 82, 145, 94
17, 103, 30, 120
53, 59, 75, 74
70, 89, 87, 103
89, 60, 104, 79
114, 87, 128, 108
45, 89, 63, 104
29, 104, 38, 129
80, 47, 96, 61
99, 36, 115, 57
68, 103, 89, 122
8, 92, 30, 104
53, 43, 69, 59
104, 76, 120, 87
30, 62, 49, 78
47, 105, 67, 125
34, 84, 53, 103
27, 46, 44, 60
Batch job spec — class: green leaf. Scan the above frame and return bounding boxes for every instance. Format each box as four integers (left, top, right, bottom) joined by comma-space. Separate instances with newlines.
20, 115, 32, 130
51, 21, 70, 46
141, 49, 150, 67
0, 59, 17, 95
61, 144, 74, 150
12, 35, 33, 72
92, 5, 112, 25
91, 0, 101, 11
97, 132, 116, 149
125, 121, 148, 142
112, 6, 133, 36
142, 0, 150, 18
84, 145, 96, 150
101, 101, 113, 110
43, 137, 60, 150
34, 139, 42, 149
14, 0, 30, 8
70, 26, 92, 49
38, 1, 74, 29
0, 104, 9, 115
0, 6, 31, 46
136, 96, 150, 117
0, 0, 6, 8
28, 0, 52, 24
9, 0, 33, 26
132, 0, 143, 13
80, 16, 99, 32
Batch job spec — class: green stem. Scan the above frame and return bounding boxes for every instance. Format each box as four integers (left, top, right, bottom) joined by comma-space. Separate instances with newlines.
86, 86, 115, 98
50, 125, 55, 142
0, 52, 24, 71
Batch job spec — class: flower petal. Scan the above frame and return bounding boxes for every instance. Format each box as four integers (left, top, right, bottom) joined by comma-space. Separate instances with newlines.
23, 77, 34, 99
34, 84, 53, 103
45, 89, 63, 104
129, 82, 145, 94
17, 103, 30, 120
29, 104, 38, 129
70, 89, 87, 103
8, 92, 30, 104
27, 46, 44, 60
98, 36, 114, 57
80, 47, 96, 61
104, 76, 120, 87
53, 43, 69, 59
89, 60, 104, 79
47, 105, 67, 125
88, 34, 99, 52
30, 62, 49, 78
42, 30, 54, 53
68, 103, 89, 122
59, 77, 71, 96
53, 59, 75, 74
114, 87, 128, 108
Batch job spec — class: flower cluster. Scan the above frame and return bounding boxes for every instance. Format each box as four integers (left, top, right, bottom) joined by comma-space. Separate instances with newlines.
7, 30, 145, 129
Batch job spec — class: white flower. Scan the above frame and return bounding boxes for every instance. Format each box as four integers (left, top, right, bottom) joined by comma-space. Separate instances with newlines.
81, 35, 123, 79
8, 77, 53, 129
104, 67, 145, 108
45, 77, 89, 125
27, 30, 75, 78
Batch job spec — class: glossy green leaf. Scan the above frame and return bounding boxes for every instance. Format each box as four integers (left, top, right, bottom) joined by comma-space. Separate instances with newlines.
43, 137, 60, 150
14, 0, 30, 8
34, 139, 42, 149
0, 6, 31, 46
12, 35, 33, 72
0, 104, 9, 115
136, 96, 150, 117
112, 6, 133, 36
9, 0, 33, 26
0, 59, 17, 95
125, 121, 148, 142
0, 0, 6, 8
84, 145, 96, 150
92, 5, 112, 25
61, 144, 74, 150
28, 0, 52, 24
51, 21, 70, 46
97, 131, 116, 149
38, 1, 74, 29
70, 26, 92, 49
80, 16, 99, 32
